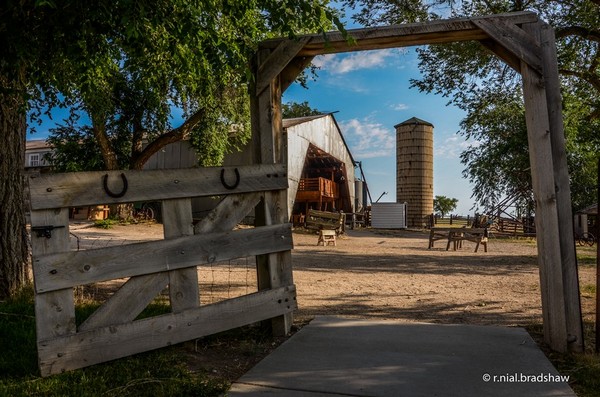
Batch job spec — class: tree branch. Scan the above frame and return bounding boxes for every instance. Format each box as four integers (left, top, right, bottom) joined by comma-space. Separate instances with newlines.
559, 68, 600, 92
555, 26, 600, 43
91, 116, 119, 171
131, 107, 208, 170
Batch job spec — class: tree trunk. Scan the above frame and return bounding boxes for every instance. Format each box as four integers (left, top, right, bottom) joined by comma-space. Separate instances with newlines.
0, 74, 30, 299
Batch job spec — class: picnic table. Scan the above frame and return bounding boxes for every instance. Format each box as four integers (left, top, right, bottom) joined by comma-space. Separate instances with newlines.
428, 227, 488, 252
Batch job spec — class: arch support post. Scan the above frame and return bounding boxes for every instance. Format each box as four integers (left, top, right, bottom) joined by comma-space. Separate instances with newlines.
521, 21, 582, 352
539, 22, 583, 353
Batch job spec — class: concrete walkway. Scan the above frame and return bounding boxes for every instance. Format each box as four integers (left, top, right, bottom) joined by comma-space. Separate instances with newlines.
228, 316, 575, 396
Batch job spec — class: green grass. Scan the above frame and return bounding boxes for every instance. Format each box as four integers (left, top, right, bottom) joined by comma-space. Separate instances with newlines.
527, 322, 600, 397
578, 254, 598, 266
581, 284, 596, 295
0, 285, 228, 397
93, 218, 119, 229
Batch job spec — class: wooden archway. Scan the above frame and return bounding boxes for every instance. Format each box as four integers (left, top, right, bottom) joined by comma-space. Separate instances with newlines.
251, 11, 582, 353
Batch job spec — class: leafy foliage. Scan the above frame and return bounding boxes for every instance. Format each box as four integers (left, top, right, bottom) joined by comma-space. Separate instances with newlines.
433, 195, 459, 217
282, 101, 323, 118
24, 1, 345, 171
345, 0, 600, 212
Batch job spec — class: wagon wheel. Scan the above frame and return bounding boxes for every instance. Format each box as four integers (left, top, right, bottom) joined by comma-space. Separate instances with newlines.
581, 232, 596, 247
140, 204, 155, 221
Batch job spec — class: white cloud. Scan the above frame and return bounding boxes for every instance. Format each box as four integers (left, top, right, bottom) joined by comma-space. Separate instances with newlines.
340, 118, 396, 159
434, 133, 481, 159
391, 103, 409, 111
313, 49, 401, 75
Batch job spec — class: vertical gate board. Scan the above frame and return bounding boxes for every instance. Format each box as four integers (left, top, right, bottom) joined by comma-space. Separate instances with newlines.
521, 22, 568, 352
162, 198, 198, 311
540, 22, 583, 352
253, 48, 294, 335
30, 208, 76, 366
38, 286, 297, 375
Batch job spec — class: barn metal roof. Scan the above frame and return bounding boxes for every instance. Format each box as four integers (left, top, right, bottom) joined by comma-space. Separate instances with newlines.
282, 114, 330, 128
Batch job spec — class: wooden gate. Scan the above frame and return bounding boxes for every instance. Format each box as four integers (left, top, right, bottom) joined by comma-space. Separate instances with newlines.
29, 165, 295, 376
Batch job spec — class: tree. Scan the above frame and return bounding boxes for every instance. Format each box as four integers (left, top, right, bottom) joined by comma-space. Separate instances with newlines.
0, 0, 345, 298
46, 3, 345, 173
433, 195, 459, 218
345, 0, 600, 212
282, 101, 323, 118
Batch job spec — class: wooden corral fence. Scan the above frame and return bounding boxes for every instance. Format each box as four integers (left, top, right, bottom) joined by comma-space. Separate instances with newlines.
257, 11, 581, 353
29, 165, 294, 376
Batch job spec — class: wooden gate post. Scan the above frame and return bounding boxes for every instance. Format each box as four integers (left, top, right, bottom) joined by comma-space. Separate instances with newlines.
521, 21, 568, 352
252, 48, 294, 335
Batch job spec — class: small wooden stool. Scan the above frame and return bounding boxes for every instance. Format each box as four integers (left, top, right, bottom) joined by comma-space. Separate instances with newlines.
317, 229, 336, 246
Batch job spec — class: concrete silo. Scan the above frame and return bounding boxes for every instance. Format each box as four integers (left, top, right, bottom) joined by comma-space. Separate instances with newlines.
395, 117, 434, 227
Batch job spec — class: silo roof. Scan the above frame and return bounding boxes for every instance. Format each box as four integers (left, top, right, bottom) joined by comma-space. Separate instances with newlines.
394, 117, 434, 128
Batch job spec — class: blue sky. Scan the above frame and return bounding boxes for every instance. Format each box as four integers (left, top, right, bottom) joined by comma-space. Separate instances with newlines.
283, 46, 477, 215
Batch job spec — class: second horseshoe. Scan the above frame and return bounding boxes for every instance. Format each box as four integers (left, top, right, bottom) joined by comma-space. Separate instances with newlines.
220, 168, 240, 190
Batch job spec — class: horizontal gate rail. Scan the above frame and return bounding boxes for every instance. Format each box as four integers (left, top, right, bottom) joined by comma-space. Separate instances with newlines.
29, 164, 288, 210
32, 223, 292, 293
38, 286, 297, 376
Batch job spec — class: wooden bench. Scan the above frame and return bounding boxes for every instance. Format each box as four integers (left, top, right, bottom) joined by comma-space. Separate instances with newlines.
428, 227, 488, 252
305, 209, 344, 246
317, 229, 337, 246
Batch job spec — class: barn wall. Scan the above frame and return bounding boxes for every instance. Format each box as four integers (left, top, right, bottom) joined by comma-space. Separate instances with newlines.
285, 115, 356, 217
143, 141, 198, 170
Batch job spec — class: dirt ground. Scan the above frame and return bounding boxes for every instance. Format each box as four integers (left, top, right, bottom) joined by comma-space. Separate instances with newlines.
68, 221, 597, 379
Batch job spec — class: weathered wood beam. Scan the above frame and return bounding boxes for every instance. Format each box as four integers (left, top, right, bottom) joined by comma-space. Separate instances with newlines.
253, 48, 295, 336
78, 273, 169, 332
30, 209, 76, 340
256, 38, 310, 95
521, 22, 568, 352
539, 22, 583, 352
194, 192, 264, 234
163, 198, 199, 312
29, 164, 288, 210
480, 39, 521, 73
260, 12, 538, 57
33, 224, 293, 293
472, 18, 542, 74
38, 286, 297, 376
280, 56, 315, 93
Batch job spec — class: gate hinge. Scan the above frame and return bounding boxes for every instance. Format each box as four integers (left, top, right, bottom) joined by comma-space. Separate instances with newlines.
31, 225, 65, 239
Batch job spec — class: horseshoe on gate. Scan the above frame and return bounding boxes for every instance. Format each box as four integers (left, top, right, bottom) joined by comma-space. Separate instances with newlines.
220, 168, 240, 190
103, 173, 128, 198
